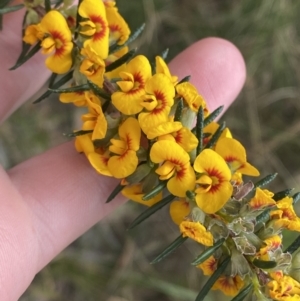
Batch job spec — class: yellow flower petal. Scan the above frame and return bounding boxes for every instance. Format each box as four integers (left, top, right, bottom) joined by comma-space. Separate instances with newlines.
146, 121, 182, 140
180, 221, 213, 246
248, 188, 276, 210
169, 199, 190, 225
212, 275, 244, 297
59, 91, 87, 107
118, 117, 141, 151
155, 56, 178, 84
197, 256, 217, 276
173, 127, 198, 152
88, 152, 112, 176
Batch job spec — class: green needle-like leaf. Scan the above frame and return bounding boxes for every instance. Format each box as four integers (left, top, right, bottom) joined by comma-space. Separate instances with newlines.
151, 235, 188, 265
273, 188, 293, 201
48, 73, 58, 88
106, 182, 123, 203
10, 42, 41, 70
49, 84, 89, 94
160, 48, 169, 60
0, 3, 24, 14
255, 208, 270, 224
128, 194, 175, 230
33, 71, 73, 103
252, 259, 277, 269
253, 173, 278, 189
106, 49, 136, 72
230, 283, 253, 301
142, 181, 166, 201
293, 192, 300, 205
177, 75, 191, 85
204, 121, 225, 149
191, 238, 225, 266
44, 0, 51, 11
203, 105, 224, 127
109, 23, 145, 54
284, 235, 300, 254
174, 99, 184, 122
64, 130, 93, 137
196, 106, 204, 155
195, 256, 231, 301
88, 81, 111, 101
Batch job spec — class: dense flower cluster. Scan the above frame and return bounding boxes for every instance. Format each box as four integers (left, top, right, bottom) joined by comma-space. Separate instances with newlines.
4, 0, 300, 300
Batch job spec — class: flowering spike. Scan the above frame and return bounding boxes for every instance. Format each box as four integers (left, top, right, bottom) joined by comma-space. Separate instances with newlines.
230, 283, 253, 301
105, 182, 123, 203
203, 105, 224, 127
204, 121, 226, 149
106, 49, 136, 72
196, 106, 204, 155
142, 181, 166, 201
191, 238, 225, 266
252, 259, 277, 269
150, 235, 188, 265
284, 235, 300, 254
195, 257, 231, 301
253, 173, 278, 189
33, 71, 73, 103
10, 42, 41, 70
174, 98, 184, 122
128, 194, 175, 230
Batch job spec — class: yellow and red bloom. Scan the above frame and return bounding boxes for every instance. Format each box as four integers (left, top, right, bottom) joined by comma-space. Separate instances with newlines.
59, 91, 87, 107
248, 188, 276, 210
194, 149, 233, 214
150, 140, 195, 197
107, 117, 141, 178
23, 24, 44, 44
111, 55, 152, 115
169, 199, 190, 225
139, 74, 175, 134
257, 235, 282, 257
215, 137, 260, 177
121, 184, 162, 207
79, 0, 109, 58
197, 255, 217, 275
212, 275, 244, 297
80, 45, 106, 87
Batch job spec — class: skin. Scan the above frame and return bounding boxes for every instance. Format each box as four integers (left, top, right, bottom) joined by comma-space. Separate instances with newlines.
0, 9, 246, 301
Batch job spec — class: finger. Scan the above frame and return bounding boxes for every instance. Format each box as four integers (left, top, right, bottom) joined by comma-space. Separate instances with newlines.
2, 37, 246, 300
0, 10, 51, 123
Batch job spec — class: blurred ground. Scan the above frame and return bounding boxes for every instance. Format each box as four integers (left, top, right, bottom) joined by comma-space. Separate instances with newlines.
2, 0, 300, 300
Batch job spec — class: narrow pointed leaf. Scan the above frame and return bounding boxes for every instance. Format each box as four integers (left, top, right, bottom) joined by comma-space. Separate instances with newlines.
0, 15, 3, 30
88, 81, 111, 101
49, 84, 89, 94
44, 0, 51, 12
54, 0, 64, 8
196, 106, 204, 155
284, 235, 300, 254
151, 235, 188, 265
195, 256, 231, 301
10, 42, 41, 70
253, 173, 277, 190
106, 182, 123, 203
273, 188, 293, 201
255, 208, 270, 224
174, 99, 183, 122
230, 283, 253, 301
293, 192, 300, 205
142, 181, 166, 200
177, 75, 191, 85
203, 106, 224, 127
64, 130, 93, 137
33, 71, 73, 103
191, 238, 225, 266
252, 259, 277, 269
160, 48, 169, 60
205, 121, 226, 149
109, 23, 145, 54
128, 194, 175, 230
106, 49, 136, 72
0, 0, 12, 8
49, 73, 58, 88
0, 3, 24, 14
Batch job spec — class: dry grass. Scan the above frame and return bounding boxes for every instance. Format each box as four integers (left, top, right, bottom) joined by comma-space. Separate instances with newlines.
1, 0, 300, 300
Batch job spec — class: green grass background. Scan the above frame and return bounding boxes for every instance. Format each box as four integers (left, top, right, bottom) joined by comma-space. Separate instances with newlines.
1, 0, 300, 300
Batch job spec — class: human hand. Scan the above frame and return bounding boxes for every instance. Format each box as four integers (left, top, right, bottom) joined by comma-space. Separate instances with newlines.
0, 10, 246, 301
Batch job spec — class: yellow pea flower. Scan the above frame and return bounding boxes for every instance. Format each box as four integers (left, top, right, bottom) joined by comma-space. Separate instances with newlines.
169, 199, 190, 225
79, 0, 109, 59
106, 5, 130, 45
23, 24, 44, 44
197, 255, 217, 275
176, 82, 208, 114
212, 275, 244, 297
107, 117, 141, 178
121, 184, 162, 207
150, 140, 195, 197
80, 45, 106, 87
215, 137, 260, 177
59, 91, 87, 106
203, 122, 232, 147
257, 235, 282, 257
111, 55, 152, 115
81, 92, 107, 140
139, 74, 175, 134
155, 56, 178, 84
248, 188, 276, 210
194, 149, 233, 214
179, 221, 213, 246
